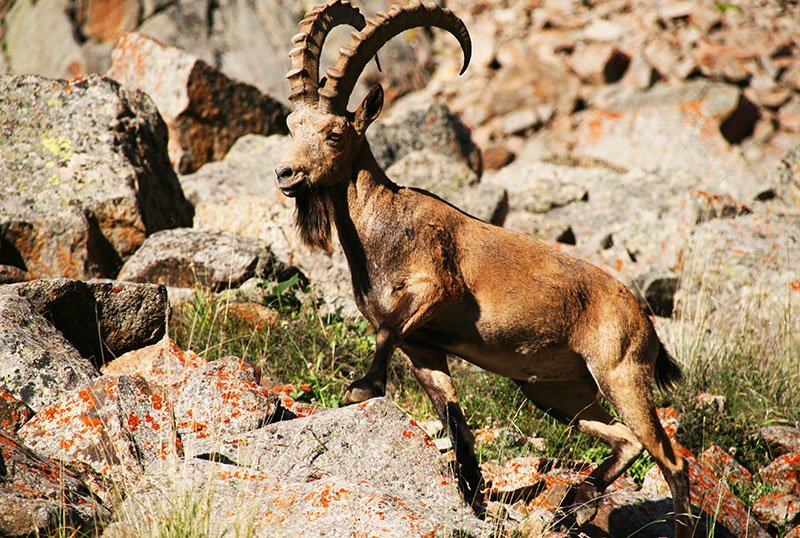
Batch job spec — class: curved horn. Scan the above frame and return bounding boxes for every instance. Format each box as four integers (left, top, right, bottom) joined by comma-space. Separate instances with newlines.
287, 0, 367, 107
319, 1, 471, 113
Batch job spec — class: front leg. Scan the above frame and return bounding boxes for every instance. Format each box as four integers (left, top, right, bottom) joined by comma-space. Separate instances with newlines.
344, 275, 455, 405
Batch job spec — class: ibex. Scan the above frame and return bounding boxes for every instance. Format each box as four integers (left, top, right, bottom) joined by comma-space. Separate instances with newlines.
276, 1, 691, 535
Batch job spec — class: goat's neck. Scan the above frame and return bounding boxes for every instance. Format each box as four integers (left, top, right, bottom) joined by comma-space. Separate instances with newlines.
330, 143, 396, 297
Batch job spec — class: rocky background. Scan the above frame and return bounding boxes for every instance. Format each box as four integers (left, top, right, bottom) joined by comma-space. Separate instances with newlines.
1, 0, 799, 536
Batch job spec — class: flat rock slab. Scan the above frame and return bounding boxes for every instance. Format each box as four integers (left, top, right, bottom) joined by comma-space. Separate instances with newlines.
101, 335, 207, 390
759, 453, 800, 496
118, 228, 274, 290
108, 32, 288, 174
0, 74, 193, 279
0, 432, 108, 536
10, 278, 167, 366
18, 375, 180, 501
760, 425, 800, 456
105, 459, 483, 538
0, 287, 99, 412
184, 398, 484, 534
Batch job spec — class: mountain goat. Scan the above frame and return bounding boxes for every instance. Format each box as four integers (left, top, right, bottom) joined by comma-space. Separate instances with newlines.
275, 1, 691, 535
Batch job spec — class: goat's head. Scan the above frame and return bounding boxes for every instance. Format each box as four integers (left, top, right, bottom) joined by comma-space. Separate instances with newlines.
276, 0, 470, 250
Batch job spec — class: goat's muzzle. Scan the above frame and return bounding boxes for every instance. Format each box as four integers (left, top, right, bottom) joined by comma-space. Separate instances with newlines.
275, 164, 306, 197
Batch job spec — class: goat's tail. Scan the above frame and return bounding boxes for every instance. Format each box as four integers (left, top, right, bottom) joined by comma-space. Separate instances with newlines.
654, 339, 683, 392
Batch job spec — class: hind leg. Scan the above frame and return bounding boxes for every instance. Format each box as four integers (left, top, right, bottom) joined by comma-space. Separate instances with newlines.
402, 344, 484, 512
592, 362, 692, 538
516, 375, 644, 525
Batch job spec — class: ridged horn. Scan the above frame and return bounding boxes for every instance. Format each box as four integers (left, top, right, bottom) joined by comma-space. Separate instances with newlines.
318, 0, 471, 113
287, 0, 367, 107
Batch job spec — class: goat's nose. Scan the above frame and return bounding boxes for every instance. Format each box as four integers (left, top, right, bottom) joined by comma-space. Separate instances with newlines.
275, 164, 294, 182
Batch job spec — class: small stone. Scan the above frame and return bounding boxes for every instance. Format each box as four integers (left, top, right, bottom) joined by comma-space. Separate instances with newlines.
759, 453, 800, 495
222, 302, 279, 330
752, 493, 800, 531
79, 0, 141, 43
779, 97, 800, 132
759, 425, 800, 456
699, 443, 752, 487
482, 144, 516, 171
696, 393, 727, 413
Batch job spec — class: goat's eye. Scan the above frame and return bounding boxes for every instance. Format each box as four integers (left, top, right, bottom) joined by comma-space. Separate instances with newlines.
327, 132, 342, 142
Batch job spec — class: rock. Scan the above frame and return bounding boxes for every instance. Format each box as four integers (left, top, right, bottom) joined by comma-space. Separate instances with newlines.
174, 357, 283, 440
695, 392, 727, 413
0, 432, 109, 536
17, 375, 180, 501
106, 458, 481, 538
674, 213, 800, 337
183, 134, 357, 316
101, 335, 207, 389
118, 228, 274, 291
760, 425, 800, 456
385, 150, 507, 224
572, 81, 759, 200
108, 32, 289, 174
698, 443, 752, 488
10, 278, 168, 366
758, 453, 800, 496
114, 398, 485, 537
481, 457, 546, 502
368, 101, 483, 175
78, 0, 141, 43
184, 399, 471, 512
0, 388, 33, 435
770, 144, 800, 207
0, 264, 30, 284
2, 0, 86, 79
642, 444, 770, 538
568, 44, 630, 84
136, 0, 216, 65
220, 302, 279, 331
752, 492, 800, 533
482, 143, 516, 171
590, 489, 682, 538
0, 74, 193, 280
0, 288, 99, 412
779, 96, 800, 132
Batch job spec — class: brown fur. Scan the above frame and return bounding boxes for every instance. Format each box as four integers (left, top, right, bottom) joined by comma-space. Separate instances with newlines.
276, 85, 693, 536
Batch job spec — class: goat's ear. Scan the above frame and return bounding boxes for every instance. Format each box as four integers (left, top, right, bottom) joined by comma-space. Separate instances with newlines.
354, 84, 384, 134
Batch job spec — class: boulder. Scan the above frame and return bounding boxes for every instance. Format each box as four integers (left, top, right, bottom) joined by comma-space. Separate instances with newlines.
698, 443, 752, 488
385, 150, 508, 224
17, 374, 180, 501
0, 75, 193, 280
368, 101, 483, 175
571, 81, 762, 200
135, 0, 216, 66
174, 357, 284, 441
108, 32, 289, 174
0, 432, 109, 536
117, 228, 274, 291
771, 144, 800, 208
105, 459, 480, 538
100, 335, 207, 389
2, 0, 86, 79
103, 398, 484, 536
0, 264, 30, 284
11, 278, 168, 366
182, 398, 483, 535
0, 288, 99, 412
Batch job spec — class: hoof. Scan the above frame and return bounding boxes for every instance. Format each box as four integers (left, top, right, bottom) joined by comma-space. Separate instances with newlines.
572, 482, 601, 526
343, 378, 385, 405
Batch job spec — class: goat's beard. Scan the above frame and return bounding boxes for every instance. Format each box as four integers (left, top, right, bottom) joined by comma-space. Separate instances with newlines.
294, 188, 333, 252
